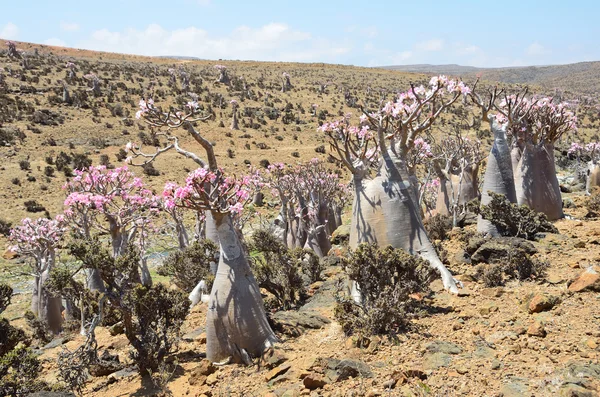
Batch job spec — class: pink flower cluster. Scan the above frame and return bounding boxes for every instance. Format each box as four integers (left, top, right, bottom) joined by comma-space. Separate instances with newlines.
413, 138, 433, 159
8, 216, 65, 256
214, 64, 227, 71
63, 165, 159, 222
135, 98, 155, 119
162, 167, 258, 215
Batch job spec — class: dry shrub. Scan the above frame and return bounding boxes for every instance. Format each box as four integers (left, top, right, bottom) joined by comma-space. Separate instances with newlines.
334, 244, 434, 337
480, 192, 557, 240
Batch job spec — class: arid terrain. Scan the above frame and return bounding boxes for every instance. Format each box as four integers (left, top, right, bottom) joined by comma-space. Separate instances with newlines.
1, 41, 600, 397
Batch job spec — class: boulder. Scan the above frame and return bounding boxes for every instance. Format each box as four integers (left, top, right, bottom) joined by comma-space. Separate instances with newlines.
471, 237, 536, 264
568, 266, 600, 292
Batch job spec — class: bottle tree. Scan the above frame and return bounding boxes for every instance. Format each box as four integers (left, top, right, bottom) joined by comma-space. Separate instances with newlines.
321, 76, 470, 293
131, 99, 277, 364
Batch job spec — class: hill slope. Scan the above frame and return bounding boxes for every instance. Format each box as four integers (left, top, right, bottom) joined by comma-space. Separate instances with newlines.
381, 61, 600, 94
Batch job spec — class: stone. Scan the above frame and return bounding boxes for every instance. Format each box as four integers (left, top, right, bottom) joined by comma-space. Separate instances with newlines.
568, 266, 600, 292
262, 348, 288, 369
2, 248, 18, 260
559, 384, 594, 397
107, 367, 136, 383
425, 341, 463, 355
265, 364, 291, 381
586, 339, 598, 350
271, 310, 331, 337
528, 294, 560, 313
108, 322, 124, 336
527, 320, 546, 337
330, 224, 350, 245
423, 352, 452, 370
42, 338, 65, 350
574, 240, 586, 248
500, 379, 529, 397
365, 390, 381, 397
189, 359, 216, 385
471, 237, 537, 264
182, 327, 205, 342
206, 372, 219, 386
303, 375, 328, 390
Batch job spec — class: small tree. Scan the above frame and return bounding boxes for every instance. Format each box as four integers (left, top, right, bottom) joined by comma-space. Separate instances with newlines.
335, 244, 434, 337
8, 217, 65, 334
132, 98, 277, 364
63, 166, 159, 286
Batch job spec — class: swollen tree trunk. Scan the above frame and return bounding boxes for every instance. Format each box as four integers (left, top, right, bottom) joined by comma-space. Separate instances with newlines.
205, 213, 277, 364
586, 161, 600, 194
514, 142, 563, 220
39, 268, 63, 335
349, 150, 459, 293
435, 167, 478, 217
478, 119, 517, 235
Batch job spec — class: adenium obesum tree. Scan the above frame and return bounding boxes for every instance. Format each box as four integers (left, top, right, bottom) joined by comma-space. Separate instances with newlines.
132, 98, 277, 364
322, 76, 470, 294
429, 135, 485, 225
63, 166, 159, 287
569, 142, 600, 194
8, 216, 65, 334
472, 85, 577, 220
469, 84, 518, 235
264, 159, 349, 258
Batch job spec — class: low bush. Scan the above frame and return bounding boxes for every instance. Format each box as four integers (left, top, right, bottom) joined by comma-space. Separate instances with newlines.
157, 240, 218, 293
479, 192, 558, 240
424, 214, 452, 241
334, 244, 434, 337
250, 229, 306, 310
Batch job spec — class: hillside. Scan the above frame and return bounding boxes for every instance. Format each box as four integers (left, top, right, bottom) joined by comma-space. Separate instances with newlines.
1, 41, 600, 397
381, 61, 600, 95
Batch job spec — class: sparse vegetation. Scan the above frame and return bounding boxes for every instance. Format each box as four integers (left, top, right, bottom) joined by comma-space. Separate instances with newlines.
334, 244, 434, 336
480, 192, 558, 240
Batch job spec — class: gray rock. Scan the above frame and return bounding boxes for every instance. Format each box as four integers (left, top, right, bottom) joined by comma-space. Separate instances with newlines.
423, 352, 452, 370
42, 338, 65, 350
182, 327, 205, 342
425, 340, 463, 355
500, 378, 529, 397
471, 237, 537, 264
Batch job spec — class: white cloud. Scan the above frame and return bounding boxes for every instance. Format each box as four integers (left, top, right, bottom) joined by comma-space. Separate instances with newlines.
390, 51, 413, 64
44, 38, 67, 47
361, 26, 378, 39
0, 22, 18, 40
77, 23, 349, 63
526, 42, 549, 56
60, 22, 80, 32
459, 45, 481, 54
197, 0, 211, 4
415, 39, 444, 52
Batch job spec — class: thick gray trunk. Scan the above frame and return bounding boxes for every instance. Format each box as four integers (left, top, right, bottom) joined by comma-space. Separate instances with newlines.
586, 161, 600, 194
478, 120, 517, 235
349, 150, 459, 293
205, 213, 277, 364
435, 168, 478, 217
514, 142, 563, 220
86, 269, 106, 292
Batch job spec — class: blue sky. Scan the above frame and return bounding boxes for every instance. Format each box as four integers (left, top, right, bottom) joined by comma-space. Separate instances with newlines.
1, 0, 598, 67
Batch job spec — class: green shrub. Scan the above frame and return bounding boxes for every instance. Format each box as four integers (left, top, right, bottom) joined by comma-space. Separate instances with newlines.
334, 244, 434, 337
424, 214, 453, 241
250, 229, 305, 310
480, 192, 558, 240
157, 240, 218, 293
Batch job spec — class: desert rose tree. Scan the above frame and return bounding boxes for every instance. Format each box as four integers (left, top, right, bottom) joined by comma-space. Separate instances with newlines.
568, 142, 600, 194
429, 135, 485, 225
264, 159, 348, 257
469, 84, 518, 235
8, 216, 65, 334
63, 166, 159, 287
132, 99, 277, 364
322, 76, 470, 293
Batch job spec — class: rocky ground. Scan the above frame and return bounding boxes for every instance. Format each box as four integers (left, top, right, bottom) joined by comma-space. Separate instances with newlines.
30, 206, 600, 397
